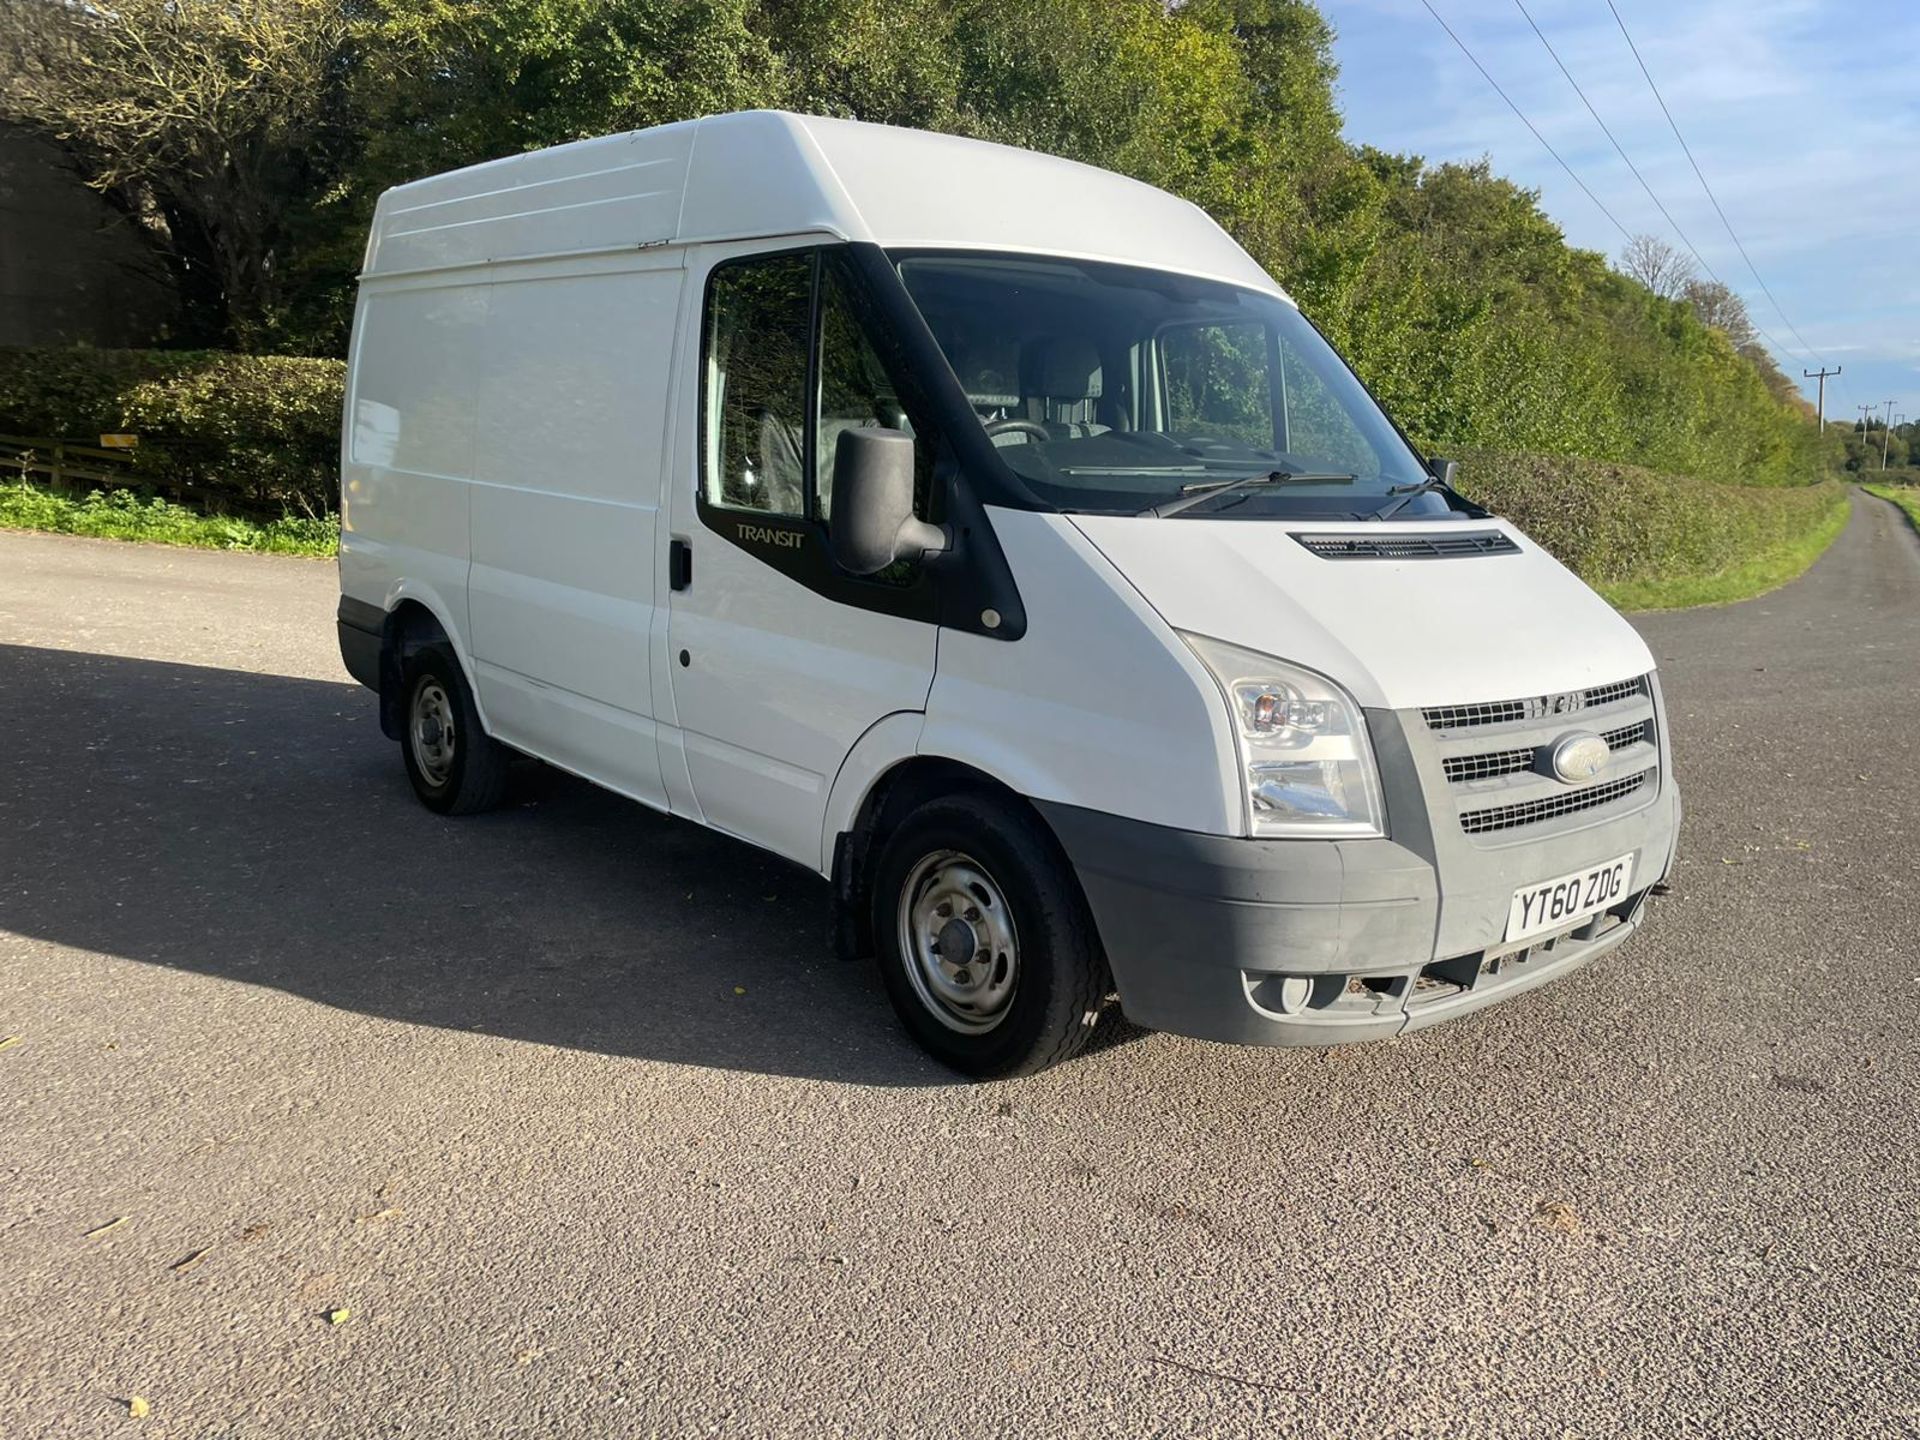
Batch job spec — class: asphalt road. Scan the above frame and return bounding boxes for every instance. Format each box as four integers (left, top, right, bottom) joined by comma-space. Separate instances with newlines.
2, 494, 1916, 1438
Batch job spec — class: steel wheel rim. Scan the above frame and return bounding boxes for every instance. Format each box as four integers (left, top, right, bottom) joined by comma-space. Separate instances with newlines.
897, 849, 1021, 1035
409, 679, 457, 788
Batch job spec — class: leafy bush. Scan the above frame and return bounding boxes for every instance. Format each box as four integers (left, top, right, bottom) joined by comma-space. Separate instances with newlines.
0, 347, 344, 518
1459, 449, 1847, 601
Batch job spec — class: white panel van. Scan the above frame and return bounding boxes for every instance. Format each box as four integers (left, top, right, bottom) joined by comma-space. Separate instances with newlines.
337, 111, 1680, 1077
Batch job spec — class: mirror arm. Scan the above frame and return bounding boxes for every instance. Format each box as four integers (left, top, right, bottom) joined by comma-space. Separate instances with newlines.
898, 517, 949, 559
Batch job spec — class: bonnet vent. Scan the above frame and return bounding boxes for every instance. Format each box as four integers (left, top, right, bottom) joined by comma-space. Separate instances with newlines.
1291, 530, 1520, 560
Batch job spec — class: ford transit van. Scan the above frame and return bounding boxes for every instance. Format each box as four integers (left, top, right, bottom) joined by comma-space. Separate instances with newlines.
336, 111, 1680, 1077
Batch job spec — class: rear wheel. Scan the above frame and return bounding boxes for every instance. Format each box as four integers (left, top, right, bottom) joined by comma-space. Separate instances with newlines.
872, 792, 1109, 1079
400, 645, 510, 815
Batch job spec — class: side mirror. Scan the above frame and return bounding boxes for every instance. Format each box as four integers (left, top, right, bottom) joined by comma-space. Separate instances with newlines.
1429, 456, 1459, 488
829, 428, 947, 576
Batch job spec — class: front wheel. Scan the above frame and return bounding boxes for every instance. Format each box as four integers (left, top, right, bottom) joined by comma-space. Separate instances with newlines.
872, 792, 1110, 1079
400, 645, 511, 815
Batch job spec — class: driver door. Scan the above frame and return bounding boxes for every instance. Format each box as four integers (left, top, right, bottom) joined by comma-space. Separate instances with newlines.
659, 243, 939, 869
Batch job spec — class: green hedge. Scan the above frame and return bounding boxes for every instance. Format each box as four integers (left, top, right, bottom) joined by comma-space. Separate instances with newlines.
1457, 449, 1847, 606
0, 348, 344, 518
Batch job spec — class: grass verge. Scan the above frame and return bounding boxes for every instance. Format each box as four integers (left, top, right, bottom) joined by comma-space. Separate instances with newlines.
1459, 451, 1849, 612
0, 483, 335, 557
1864, 483, 1920, 533
1593, 496, 1849, 610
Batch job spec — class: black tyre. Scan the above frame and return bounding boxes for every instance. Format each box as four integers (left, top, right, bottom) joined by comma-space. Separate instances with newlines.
872, 792, 1110, 1079
399, 645, 511, 815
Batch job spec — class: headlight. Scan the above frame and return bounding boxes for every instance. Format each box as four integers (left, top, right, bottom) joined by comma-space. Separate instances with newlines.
1180, 633, 1385, 838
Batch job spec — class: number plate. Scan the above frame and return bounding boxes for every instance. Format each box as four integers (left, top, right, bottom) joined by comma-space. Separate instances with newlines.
1505, 853, 1634, 944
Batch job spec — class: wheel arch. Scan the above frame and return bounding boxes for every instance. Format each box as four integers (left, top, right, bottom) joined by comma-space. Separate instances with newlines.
375, 594, 483, 740
827, 745, 1086, 965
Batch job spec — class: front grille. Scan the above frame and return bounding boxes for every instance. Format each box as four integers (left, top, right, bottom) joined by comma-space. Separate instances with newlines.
1440, 720, 1652, 784
1603, 719, 1650, 752
1423, 675, 1650, 731
1292, 530, 1520, 560
1445, 746, 1535, 783
1459, 770, 1655, 835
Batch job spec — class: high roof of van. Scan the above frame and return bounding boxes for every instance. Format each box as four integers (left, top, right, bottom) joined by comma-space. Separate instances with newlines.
362, 109, 1288, 299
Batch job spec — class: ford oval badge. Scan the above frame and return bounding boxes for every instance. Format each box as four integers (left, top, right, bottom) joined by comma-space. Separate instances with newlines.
1550, 731, 1611, 784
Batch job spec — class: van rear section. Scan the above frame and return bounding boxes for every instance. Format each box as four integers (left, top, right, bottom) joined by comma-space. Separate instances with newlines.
337, 110, 1679, 1078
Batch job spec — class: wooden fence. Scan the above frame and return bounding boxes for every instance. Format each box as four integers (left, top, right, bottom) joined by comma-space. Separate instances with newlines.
0, 434, 140, 492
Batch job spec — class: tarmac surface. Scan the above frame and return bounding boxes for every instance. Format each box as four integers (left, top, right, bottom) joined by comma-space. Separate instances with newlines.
2, 492, 1916, 1437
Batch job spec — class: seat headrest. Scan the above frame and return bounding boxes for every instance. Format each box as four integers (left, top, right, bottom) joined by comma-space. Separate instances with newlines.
1035, 338, 1103, 400
951, 334, 1020, 406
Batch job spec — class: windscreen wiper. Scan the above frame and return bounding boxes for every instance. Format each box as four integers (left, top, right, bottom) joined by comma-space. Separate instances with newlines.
1372, 476, 1447, 521
1142, 470, 1356, 519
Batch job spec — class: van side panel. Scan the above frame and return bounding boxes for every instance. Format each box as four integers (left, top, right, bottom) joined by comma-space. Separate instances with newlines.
465, 255, 683, 810
339, 279, 487, 655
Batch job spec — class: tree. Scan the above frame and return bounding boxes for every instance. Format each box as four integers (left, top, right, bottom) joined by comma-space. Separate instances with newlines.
1681, 277, 1757, 348
0, 0, 354, 349
358, 0, 779, 186
1618, 233, 1694, 299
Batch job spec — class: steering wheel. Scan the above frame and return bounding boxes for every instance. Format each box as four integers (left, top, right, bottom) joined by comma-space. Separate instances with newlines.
983, 418, 1052, 442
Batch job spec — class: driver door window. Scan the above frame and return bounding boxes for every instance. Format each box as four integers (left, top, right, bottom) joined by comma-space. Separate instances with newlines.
703, 253, 812, 517
815, 265, 921, 522
702, 250, 927, 528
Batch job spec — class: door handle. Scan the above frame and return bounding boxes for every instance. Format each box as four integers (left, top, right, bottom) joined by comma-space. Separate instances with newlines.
669, 538, 692, 591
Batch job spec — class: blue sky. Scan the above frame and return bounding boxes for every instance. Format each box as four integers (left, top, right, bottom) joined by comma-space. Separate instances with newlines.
1326, 0, 1920, 426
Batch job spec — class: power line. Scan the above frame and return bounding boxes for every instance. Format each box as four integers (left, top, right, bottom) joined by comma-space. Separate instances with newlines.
1510, 0, 1724, 287
1416, 0, 1633, 243
1601, 0, 1826, 364
1511, 0, 1805, 367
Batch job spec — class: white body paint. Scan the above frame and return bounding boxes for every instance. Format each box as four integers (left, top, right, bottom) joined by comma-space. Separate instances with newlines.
341, 110, 1655, 879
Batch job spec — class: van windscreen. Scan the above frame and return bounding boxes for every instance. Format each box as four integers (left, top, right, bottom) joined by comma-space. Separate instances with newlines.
894, 254, 1434, 518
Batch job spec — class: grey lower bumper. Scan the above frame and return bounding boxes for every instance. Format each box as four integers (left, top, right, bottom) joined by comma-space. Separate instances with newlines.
1038, 784, 1680, 1048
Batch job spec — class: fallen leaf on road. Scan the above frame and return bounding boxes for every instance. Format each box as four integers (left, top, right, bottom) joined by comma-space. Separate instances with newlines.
170, 1248, 211, 1274
326, 1307, 351, 1326
127, 1396, 150, 1418
354, 1207, 403, 1224
733, 986, 747, 995
1535, 1200, 1580, 1234
85, 1217, 129, 1239
0, 1035, 20, 1052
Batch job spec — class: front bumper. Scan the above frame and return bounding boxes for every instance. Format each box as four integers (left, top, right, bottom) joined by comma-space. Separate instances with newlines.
1037, 702, 1681, 1047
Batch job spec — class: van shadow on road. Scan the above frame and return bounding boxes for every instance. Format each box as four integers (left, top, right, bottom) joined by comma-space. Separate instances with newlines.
0, 641, 1031, 1087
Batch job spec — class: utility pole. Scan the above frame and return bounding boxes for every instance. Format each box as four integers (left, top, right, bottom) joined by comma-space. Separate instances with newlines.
1803, 365, 1841, 430
1884, 401, 1901, 469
